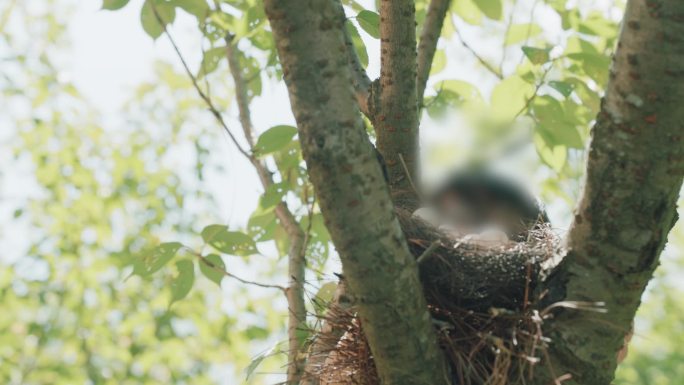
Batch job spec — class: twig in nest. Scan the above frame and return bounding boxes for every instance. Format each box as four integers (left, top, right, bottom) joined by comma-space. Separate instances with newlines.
398, 153, 424, 201
417, 240, 441, 265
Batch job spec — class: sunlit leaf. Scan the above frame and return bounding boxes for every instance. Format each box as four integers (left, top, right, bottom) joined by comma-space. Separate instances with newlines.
316, 282, 337, 304
548, 80, 574, 97
254, 125, 297, 156
357, 10, 380, 39
170, 0, 209, 19
201, 224, 258, 256
245, 345, 277, 380
260, 183, 287, 210
436, 80, 483, 103
430, 50, 447, 75
102, 0, 130, 10
198, 46, 226, 78
141, 0, 176, 40
521, 46, 551, 64
345, 21, 369, 68
135, 242, 183, 276
567, 53, 610, 86
474, 0, 502, 20
534, 131, 567, 171
452, 0, 483, 25
199, 254, 225, 287
170, 260, 195, 304
504, 24, 542, 45
490, 75, 535, 121
248, 210, 278, 242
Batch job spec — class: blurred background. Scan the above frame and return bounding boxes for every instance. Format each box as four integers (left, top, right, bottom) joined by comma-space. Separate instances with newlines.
0, 0, 681, 384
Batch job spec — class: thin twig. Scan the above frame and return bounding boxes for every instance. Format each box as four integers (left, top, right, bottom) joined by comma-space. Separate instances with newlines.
398, 153, 423, 201
223, 23, 308, 385
499, 0, 519, 75
517, 0, 542, 67
417, 241, 441, 265
416, 0, 452, 105
150, 4, 252, 160
456, 30, 504, 79
189, 248, 287, 292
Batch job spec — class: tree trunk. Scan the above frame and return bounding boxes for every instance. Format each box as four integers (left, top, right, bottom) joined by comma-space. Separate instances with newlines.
263, 1, 449, 384
534, 0, 684, 383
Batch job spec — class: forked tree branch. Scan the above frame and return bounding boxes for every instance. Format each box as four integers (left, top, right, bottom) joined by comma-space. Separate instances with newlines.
264, 0, 449, 383
416, 0, 451, 106
536, 1, 684, 383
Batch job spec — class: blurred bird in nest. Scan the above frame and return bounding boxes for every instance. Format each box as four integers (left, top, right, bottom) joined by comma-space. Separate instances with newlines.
413, 169, 549, 246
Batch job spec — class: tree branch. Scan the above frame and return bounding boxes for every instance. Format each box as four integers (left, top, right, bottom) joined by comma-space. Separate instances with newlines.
150, 5, 252, 161
155, 4, 309, 381
223, 34, 308, 384
455, 30, 503, 80
264, 1, 449, 384
416, 0, 451, 106
339, 2, 372, 117
373, 0, 421, 208
536, 1, 684, 383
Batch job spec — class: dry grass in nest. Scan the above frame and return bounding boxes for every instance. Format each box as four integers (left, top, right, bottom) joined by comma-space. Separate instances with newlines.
309, 216, 563, 385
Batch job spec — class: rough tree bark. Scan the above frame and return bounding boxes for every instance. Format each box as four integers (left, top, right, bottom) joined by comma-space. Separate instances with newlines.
262, 0, 684, 383
372, 0, 421, 207
263, 1, 448, 384
534, 0, 684, 383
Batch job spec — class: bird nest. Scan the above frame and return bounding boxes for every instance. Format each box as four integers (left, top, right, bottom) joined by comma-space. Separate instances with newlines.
305, 208, 562, 385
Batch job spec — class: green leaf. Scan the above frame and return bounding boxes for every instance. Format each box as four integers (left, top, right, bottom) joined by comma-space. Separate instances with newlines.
565, 77, 600, 114
199, 254, 225, 287
504, 24, 542, 45
521, 46, 551, 64
345, 21, 369, 68
260, 183, 287, 210
343, 0, 366, 12
534, 132, 566, 171
532, 96, 584, 149
474, 0, 502, 20
436, 80, 483, 102
198, 46, 226, 78
253, 125, 297, 156
245, 345, 277, 380
567, 53, 610, 86
490, 75, 535, 121
548, 81, 574, 97
134, 242, 183, 276
430, 50, 447, 75
170, 0, 209, 19
248, 210, 278, 242
315, 282, 337, 304
141, 0, 176, 40
201, 225, 258, 256
452, 0, 483, 25
357, 10, 380, 39
170, 260, 195, 304
102, 0, 130, 10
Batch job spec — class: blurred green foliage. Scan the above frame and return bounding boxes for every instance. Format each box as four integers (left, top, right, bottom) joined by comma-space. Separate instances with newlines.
0, 0, 681, 384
